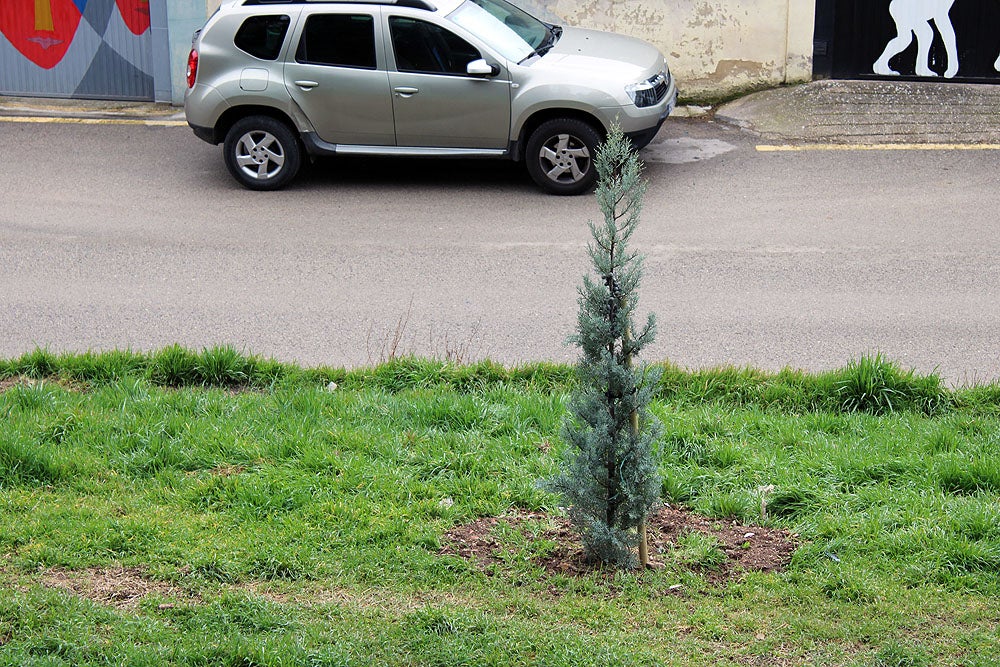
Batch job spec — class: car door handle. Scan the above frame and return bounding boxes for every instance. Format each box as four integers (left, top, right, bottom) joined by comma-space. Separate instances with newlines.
293, 80, 319, 90
393, 86, 419, 98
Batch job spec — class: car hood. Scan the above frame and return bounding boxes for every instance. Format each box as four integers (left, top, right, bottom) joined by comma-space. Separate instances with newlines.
539, 27, 663, 79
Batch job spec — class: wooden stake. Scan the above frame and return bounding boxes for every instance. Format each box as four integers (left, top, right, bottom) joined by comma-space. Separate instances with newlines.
624, 324, 648, 568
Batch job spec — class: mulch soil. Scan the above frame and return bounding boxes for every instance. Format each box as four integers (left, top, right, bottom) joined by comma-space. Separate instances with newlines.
439, 505, 798, 585
0, 377, 23, 393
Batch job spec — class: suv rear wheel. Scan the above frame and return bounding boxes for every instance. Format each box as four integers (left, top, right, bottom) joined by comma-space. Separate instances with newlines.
223, 116, 302, 191
525, 118, 602, 196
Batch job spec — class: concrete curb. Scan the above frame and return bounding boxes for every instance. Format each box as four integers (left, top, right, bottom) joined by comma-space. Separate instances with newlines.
0, 95, 183, 121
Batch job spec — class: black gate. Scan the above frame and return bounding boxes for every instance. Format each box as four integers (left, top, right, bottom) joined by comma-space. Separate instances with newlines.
814, 0, 1000, 82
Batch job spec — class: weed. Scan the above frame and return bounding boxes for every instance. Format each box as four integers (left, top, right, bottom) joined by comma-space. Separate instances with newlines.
366, 299, 486, 366
674, 531, 727, 571
874, 639, 932, 667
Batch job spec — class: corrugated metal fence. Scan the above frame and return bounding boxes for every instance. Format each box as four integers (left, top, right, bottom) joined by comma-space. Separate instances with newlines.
0, 0, 160, 100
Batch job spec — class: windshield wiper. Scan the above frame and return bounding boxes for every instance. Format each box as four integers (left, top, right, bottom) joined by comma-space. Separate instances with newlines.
518, 24, 562, 64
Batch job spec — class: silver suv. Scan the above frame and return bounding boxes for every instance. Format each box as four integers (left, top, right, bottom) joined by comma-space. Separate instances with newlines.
185, 0, 676, 194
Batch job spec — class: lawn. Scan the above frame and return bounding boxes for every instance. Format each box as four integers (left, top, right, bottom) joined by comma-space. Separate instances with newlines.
1, 348, 999, 666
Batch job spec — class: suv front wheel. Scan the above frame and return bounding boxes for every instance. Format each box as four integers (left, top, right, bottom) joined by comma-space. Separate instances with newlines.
525, 118, 602, 196
223, 116, 302, 191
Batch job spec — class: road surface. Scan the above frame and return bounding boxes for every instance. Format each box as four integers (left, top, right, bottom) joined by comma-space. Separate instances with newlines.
2, 115, 997, 384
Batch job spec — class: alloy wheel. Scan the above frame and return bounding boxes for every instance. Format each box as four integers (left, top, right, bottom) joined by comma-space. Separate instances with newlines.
234, 130, 286, 181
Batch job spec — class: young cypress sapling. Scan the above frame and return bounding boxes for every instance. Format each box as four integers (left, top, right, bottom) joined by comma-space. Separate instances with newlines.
547, 124, 662, 569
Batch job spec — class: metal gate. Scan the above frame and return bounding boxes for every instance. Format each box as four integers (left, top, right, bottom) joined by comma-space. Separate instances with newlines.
0, 0, 159, 100
814, 0, 1000, 82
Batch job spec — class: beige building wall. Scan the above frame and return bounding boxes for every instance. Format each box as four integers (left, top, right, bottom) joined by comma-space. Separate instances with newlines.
204, 0, 816, 100
537, 0, 816, 100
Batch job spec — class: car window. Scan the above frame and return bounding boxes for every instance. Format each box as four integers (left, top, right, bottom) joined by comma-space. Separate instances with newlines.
389, 16, 481, 75
234, 15, 291, 61
295, 14, 377, 69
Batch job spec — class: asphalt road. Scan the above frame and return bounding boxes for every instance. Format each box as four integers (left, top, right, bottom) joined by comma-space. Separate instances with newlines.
2, 116, 998, 384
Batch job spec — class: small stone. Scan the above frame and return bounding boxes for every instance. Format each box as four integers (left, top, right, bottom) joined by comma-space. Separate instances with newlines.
744, 532, 755, 539
326, 381, 338, 392
438, 497, 455, 509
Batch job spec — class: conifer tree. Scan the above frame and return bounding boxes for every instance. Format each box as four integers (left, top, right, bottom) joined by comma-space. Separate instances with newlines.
547, 124, 662, 568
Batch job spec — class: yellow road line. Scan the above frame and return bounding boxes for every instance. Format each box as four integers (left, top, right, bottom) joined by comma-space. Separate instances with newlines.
758, 143, 1000, 152
0, 115, 186, 127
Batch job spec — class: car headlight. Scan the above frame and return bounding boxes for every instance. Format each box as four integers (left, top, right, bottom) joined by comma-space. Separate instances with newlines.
626, 70, 669, 108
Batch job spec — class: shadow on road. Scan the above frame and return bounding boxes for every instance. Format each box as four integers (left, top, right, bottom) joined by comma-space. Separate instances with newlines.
298, 155, 532, 192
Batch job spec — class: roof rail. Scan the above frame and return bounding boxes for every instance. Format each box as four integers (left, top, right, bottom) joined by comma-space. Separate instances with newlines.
243, 0, 436, 9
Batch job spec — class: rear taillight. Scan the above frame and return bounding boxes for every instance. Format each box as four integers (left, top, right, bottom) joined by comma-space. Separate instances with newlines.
186, 49, 199, 88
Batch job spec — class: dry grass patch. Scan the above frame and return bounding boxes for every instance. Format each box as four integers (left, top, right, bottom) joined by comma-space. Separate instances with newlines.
239, 582, 482, 613
0, 376, 26, 393
40, 566, 196, 610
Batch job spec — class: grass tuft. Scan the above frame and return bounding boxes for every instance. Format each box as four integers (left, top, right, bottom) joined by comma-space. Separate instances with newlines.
150, 344, 199, 386
936, 457, 1000, 495
874, 639, 932, 667
832, 354, 946, 415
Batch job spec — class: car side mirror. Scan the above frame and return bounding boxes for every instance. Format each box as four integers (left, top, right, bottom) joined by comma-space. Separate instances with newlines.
466, 59, 498, 77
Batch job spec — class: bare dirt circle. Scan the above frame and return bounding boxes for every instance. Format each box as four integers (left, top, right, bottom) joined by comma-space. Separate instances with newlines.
439, 505, 798, 584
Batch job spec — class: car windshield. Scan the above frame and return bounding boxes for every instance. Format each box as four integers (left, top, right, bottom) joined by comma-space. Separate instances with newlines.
447, 0, 551, 63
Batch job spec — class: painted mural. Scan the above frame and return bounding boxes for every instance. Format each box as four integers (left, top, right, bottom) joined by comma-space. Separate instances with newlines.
1, 0, 154, 99
873, 0, 960, 77
872, 0, 1000, 79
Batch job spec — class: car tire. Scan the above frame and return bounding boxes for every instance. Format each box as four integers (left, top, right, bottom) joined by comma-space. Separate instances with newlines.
525, 118, 602, 196
223, 116, 301, 191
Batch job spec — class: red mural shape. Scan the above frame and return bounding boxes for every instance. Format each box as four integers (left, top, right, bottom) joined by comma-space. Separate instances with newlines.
0, 0, 83, 69
115, 0, 150, 35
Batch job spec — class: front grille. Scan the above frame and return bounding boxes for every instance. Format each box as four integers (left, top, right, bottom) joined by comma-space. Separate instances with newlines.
632, 71, 669, 108
651, 75, 668, 102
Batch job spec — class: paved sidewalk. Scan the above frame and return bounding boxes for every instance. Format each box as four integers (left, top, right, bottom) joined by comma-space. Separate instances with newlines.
0, 95, 183, 121
716, 79, 1000, 144
4, 79, 1000, 144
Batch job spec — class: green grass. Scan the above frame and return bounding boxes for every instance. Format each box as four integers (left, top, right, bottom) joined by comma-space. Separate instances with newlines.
1, 349, 1000, 665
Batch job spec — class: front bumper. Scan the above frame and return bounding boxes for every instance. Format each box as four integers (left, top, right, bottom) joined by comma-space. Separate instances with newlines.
600, 76, 677, 150
625, 116, 667, 151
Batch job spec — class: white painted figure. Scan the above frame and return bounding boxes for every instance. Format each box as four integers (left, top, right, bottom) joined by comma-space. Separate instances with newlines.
873, 0, 959, 78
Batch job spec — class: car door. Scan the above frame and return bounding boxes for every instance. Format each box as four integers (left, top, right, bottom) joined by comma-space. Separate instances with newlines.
283, 11, 394, 146
386, 15, 510, 149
